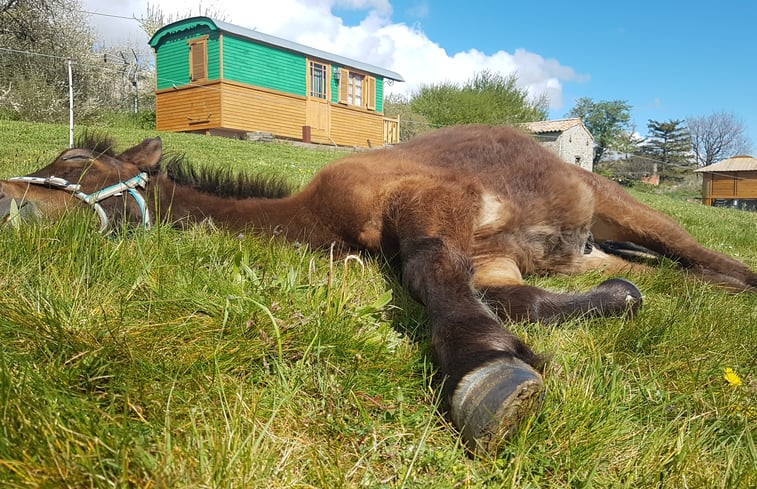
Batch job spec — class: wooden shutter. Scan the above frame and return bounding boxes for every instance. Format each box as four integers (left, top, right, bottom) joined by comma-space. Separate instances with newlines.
365, 76, 376, 110
189, 37, 208, 82
338, 68, 349, 104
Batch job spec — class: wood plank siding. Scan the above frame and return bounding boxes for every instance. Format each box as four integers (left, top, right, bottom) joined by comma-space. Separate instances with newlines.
329, 104, 384, 148
701, 171, 757, 205
221, 82, 306, 139
150, 17, 403, 148
155, 82, 222, 132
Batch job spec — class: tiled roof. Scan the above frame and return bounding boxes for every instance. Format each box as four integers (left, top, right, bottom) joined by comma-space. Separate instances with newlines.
522, 118, 584, 134
694, 155, 757, 172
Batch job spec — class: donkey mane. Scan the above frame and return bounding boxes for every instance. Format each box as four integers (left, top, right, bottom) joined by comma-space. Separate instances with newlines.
75, 131, 118, 157
76, 132, 293, 199
156, 154, 294, 200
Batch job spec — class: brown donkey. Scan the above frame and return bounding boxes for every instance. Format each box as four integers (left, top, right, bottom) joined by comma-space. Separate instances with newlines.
1, 125, 755, 452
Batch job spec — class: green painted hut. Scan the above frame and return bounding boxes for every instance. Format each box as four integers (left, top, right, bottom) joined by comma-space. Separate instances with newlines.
148, 17, 404, 147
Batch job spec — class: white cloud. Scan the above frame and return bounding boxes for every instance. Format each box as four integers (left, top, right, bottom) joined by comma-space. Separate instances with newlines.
80, 0, 586, 110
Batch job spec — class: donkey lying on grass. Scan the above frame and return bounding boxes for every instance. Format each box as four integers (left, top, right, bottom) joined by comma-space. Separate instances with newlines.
1, 125, 754, 452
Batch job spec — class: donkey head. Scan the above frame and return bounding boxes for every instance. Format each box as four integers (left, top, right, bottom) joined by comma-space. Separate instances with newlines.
0, 136, 163, 230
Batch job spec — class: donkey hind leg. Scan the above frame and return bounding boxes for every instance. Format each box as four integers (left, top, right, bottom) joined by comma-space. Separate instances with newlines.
587, 175, 757, 291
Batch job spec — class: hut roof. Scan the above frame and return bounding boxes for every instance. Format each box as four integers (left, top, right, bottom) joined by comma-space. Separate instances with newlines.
694, 155, 757, 173
150, 16, 404, 82
522, 118, 585, 134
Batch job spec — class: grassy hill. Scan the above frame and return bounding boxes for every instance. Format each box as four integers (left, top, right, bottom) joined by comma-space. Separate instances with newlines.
0, 120, 755, 488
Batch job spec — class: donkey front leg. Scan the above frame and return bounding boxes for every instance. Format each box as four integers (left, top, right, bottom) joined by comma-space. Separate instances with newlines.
400, 236, 545, 453
480, 278, 643, 324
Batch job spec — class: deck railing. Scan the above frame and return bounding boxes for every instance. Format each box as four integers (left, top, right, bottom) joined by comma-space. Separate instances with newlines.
383, 116, 400, 145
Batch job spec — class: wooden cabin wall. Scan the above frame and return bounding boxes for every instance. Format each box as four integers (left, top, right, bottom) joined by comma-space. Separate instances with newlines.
710, 174, 737, 197
154, 30, 221, 90
702, 171, 757, 205
220, 82, 306, 140
155, 83, 222, 132
328, 104, 384, 147
222, 35, 306, 96
738, 171, 757, 196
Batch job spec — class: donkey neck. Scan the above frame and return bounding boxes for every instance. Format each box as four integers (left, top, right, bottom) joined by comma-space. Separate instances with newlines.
150, 174, 334, 244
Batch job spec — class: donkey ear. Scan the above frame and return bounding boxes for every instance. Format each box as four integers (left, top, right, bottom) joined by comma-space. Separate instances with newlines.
117, 137, 163, 170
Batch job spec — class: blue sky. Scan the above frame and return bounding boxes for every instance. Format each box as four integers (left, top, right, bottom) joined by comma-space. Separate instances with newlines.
84, 0, 757, 151
338, 1, 757, 147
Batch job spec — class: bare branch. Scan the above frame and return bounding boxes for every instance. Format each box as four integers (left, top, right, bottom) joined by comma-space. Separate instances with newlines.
688, 112, 753, 166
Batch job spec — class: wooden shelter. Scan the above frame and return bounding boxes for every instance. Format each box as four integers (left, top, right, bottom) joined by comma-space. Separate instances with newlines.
694, 155, 757, 211
148, 17, 404, 148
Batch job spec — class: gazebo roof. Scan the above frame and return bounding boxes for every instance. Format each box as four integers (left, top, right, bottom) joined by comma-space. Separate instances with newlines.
694, 155, 757, 173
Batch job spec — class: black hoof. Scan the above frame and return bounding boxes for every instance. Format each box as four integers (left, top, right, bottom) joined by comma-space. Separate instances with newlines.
591, 278, 643, 317
449, 357, 544, 454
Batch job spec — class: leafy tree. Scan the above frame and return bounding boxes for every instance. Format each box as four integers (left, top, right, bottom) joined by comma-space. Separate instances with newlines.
410, 70, 547, 128
0, 0, 102, 121
613, 127, 644, 159
687, 112, 753, 166
567, 98, 632, 164
644, 119, 692, 166
137, 1, 229, 38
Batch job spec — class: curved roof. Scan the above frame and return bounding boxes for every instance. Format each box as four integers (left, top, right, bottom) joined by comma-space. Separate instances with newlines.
694, 155, 757, 173
149, 16, 404, 82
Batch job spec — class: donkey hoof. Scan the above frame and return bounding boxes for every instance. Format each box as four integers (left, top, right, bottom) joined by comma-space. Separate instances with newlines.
593, 278, 643, 316
450, 357, 544, 454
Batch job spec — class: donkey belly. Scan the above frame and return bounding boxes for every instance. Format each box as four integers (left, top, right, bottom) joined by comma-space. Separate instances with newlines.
472, 185, 595, 284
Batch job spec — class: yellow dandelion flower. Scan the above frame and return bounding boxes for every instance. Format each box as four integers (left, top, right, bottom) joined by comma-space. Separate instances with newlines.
723, 367, 742, 387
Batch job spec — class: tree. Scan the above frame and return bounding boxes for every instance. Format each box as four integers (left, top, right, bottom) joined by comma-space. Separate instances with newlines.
687, 112, 753, 167
645, 119, 692, 166
567, 98, 632, 164
613, 126, 644, 159
0, 0, 58, 42
410, 70, 548, 128
137, 1, 229, 38
0, 0, 101, 121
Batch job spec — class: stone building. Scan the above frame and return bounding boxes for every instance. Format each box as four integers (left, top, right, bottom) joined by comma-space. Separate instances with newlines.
523, 118, 595, 171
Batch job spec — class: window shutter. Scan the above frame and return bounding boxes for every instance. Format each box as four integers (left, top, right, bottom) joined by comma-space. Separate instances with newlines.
338, 68, 349, 104
366, 76, 376, 110
189, 40, 207, 82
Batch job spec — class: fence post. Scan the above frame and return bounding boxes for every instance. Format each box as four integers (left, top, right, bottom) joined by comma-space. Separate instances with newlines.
67, 59, 73, 148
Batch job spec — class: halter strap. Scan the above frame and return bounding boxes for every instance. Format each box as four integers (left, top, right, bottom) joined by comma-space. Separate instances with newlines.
8, 172, 151, 232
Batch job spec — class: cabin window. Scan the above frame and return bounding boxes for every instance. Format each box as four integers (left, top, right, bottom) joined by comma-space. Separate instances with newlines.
188, 36, 208, 82
309, 61, 327, 99
337, 69, 377, 110
348, 72, 363, 106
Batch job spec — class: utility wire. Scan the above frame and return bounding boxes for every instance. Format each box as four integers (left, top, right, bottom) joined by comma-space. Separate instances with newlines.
0, 45, 71, 61
76, 9, 140, 22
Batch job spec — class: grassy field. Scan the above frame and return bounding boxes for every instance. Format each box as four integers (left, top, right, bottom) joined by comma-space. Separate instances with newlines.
0, 120, 755, 488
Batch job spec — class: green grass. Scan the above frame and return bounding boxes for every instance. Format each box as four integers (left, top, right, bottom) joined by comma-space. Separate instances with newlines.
1, 120, 755, 488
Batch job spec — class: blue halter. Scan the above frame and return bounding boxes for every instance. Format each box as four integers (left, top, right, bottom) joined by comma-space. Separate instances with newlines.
8, 172, 151, 232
